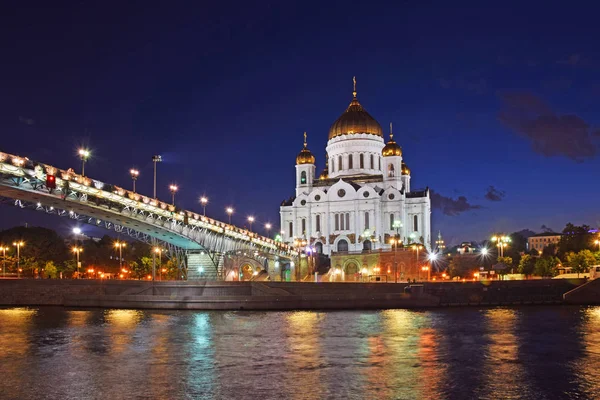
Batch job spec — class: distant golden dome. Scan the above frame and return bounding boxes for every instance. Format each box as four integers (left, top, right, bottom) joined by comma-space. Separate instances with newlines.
328, 78, 383, 140
319, 169, 328, 180
382, 132, 402, 157
296, 132, 315, 165
319, 153, 329, 179
401, 161, 411, 175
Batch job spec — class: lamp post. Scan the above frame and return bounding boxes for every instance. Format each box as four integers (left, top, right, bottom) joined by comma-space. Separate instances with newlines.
72, 246, 83, 279
389, 237, 402, 283
412, 244, 423, 281
169, 184, 178, 205
491, 235, 510, 258
247, 216, 255, 231
265, 223, 272, 237
78, 148, 90, 176
421, 266, 430, 281
226, 207, 234, 224
595, 239, 600, 252
114, 241, 126, 269
130, 169, 139, 193
13, 241, 24, 278
153, 247, 162, 281
152, 155, 162, 199
200, 196, 208, 216
427, 252, 438, 281
1, 246, 9, 278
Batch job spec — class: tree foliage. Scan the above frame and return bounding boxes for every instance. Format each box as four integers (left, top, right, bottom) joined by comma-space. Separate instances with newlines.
517, 254, 535, 277
565, 250, 596, 276
534, 256, 560, 277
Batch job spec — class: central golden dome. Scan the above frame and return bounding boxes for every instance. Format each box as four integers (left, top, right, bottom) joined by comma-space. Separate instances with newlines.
328, 78, 383, 140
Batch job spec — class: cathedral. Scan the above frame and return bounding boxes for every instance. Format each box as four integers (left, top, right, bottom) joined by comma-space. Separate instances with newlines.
280, 79, 431, 256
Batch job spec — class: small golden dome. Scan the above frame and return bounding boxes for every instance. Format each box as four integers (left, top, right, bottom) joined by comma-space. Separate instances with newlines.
296, 132, 315, 165
382, 126, 402, 157
328, 77, 383, 140
319, 153, 329, 179
401, 161, 411, 175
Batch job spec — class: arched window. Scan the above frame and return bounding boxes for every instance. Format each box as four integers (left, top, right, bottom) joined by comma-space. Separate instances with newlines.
363, 240, 372, 251
338, 156, 342, 171
359, 154, 364, 168
300, 171, 307, 184
331, 158, 335, 172
337, 239, 349, 252
388, 164, 395, 177
378, 157, 381, 170
346, 213, 350, 230
413, 215, 418, 232
370, 154, 374, 169
315, 242, 323, 254
288, 221, 293, 237
364, 212, 369, 230
301, 218, 306, 235
316, 215, 321, 232
348, 154, 353, 169
335, 214, 340, 231
390, 214, 395, 230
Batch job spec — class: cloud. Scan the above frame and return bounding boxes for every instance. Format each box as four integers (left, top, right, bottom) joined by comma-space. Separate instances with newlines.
430, 190, 482, 216
484, 186, 505, 201
498, 91, 600, 162
18, 116, 35, 125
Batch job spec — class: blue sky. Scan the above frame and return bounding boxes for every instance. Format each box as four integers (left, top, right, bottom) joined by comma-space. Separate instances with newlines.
1, 1, 599, 245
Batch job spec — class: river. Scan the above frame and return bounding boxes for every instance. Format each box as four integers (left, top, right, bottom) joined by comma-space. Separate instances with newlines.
1, 306, 599, 399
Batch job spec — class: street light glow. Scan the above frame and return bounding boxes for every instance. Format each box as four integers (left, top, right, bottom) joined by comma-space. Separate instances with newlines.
200, 196, 208, 205
169, 184, 178, 193
247, 216, 255, 223
226, 207, 234, 214
78, 148, 90, 159
73, 227, 82, 235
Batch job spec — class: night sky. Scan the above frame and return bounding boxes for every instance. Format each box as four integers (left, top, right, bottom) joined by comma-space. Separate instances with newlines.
1, 1, 599, 245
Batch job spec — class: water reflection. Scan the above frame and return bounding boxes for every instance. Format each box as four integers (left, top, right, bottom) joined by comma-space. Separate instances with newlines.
1, 306, 600, 400
284, 311, 324, 399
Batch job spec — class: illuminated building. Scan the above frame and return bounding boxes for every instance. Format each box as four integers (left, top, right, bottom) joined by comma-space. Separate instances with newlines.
280, 78, 432, 257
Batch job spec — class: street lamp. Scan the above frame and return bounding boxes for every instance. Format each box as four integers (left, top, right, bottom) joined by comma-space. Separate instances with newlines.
130, 169, 139, 192
78, 148, 90, 176
200, 196, 208, 216
491, 235, 510, 258
153, 247, 162, 281
247, 216, 255, 231
412, 244, 423, 281
169, 184, 178, 205
13, 241, 24, 278
114, 241, 126, 269
389, 237, 402, 283
1, 245, 9, 278
421, 266, 430, 281
72, 247, 83, 279
427, 252, 438, 281
226, 207, 234, 224
152, 155, 162, 199
595, 239, 600, 252
265, 223, 272, 237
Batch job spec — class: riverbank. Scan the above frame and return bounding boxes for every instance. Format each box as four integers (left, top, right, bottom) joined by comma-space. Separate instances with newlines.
0, 278, 590, 310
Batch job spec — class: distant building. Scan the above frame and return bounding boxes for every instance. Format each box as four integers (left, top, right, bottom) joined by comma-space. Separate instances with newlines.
457, 242, 477, 254
527, 232, 561, 252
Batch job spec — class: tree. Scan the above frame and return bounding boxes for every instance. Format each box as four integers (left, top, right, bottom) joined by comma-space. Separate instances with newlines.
44, 261, 58, 278
517, 254, 535, 277
558, 223, 594, 257
565, 250, 596, 277
534, 256, 559, 277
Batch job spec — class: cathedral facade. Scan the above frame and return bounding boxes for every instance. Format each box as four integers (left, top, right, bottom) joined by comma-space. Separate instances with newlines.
280, 81, 431, 256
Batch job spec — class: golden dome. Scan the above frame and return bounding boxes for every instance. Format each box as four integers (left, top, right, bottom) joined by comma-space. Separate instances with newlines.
401, 161, 411, 175
382, 125, 402, 157
296, 132, 315, 165
328, 77, 383, 140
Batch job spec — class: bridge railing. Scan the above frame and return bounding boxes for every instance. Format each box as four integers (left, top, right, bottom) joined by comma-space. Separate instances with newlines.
0, 150, 296, 256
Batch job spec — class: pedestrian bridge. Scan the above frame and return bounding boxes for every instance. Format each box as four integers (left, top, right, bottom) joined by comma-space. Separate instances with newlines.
0, 149, 296, 280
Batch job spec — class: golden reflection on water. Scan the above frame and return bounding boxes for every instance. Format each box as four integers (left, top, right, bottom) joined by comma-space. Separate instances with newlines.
104, 309, 143, 354
577, 307, 600, 394
480, 308, 524, 398
0, 308, 36, 358
284, 311, 324, 399
381, 310, 432, 398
